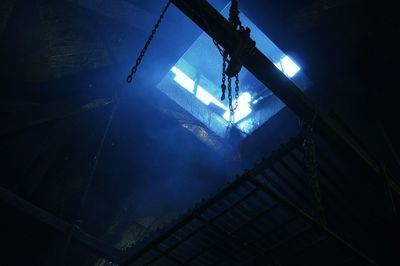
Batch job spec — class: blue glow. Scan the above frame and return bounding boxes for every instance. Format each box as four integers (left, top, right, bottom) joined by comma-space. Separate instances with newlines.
171, 66, 227, 110
171, 66, 195, 93
158, 6, 309, 138
275, 56, 300, 78
223, 92, 252, 123
196, 86, 228, 110
170, 66, 252, 123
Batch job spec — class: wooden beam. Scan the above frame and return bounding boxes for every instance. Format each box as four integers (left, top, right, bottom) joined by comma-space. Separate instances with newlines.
69, 0, 159, 33
36, 0, 111, 81
0, 98, 113, 136
169, 0, 386, 181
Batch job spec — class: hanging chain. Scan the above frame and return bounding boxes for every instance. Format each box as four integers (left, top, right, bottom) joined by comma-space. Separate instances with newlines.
229, 0, 242, 29
127, 1, 171, 83
233, 74, 240, 110
218, 0, 243, 116
228, 76, 233, 113
221, 51, 227, 101
223, 61, 240, 116
302, 116, 327, 226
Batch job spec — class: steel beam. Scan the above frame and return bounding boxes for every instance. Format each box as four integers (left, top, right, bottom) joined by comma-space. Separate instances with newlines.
119, 133, 379, 265
119, 175, 249, 265
247, 173, 378, 265
169, 0, 388, 187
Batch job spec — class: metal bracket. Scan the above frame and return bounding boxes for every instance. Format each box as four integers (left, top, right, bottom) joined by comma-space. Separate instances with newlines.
225, 26, 256, 77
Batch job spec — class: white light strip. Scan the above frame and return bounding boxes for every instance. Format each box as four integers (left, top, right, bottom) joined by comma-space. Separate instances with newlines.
171, 66, 195, 93
223, 92, 252, 123
274, 55, 300, 78
196, 86, 227, 110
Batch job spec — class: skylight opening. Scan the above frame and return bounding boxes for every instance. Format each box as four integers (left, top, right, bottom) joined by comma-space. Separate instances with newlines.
274, 55, 300, 78
158, 5, 310, 138
171, 66, 195, 93
170, 66, 253, 123
222, 92, 252, 123
196, 85, 227, 110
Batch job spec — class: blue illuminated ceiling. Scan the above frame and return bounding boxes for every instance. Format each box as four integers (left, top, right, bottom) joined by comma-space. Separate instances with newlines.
157, 4, 310, 139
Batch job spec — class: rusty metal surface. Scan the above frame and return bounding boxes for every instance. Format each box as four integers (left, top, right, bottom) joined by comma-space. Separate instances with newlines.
120, 135, 386, 265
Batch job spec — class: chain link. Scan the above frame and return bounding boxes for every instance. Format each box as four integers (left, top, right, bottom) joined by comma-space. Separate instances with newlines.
229, 0, 242, 29
228, 76, 233, 114
220, 50, 238, 119
233, 74, 240, 111
302, 118, 327, 226
213, 39, 225, 57
217, 0, 243, 117
127, 1, 171, 83
221, 51, 227, 101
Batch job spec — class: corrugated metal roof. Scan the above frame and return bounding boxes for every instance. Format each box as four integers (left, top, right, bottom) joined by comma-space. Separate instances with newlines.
121, 135, 386, 265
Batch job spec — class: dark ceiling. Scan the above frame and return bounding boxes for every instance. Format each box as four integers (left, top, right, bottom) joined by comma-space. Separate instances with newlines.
0, 0, 399, 265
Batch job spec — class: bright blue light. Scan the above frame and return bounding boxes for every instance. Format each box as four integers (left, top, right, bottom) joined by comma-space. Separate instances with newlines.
171, 66, 227, 110
171, 66, 195, 93
275, 55, 300, 78
223, 92, 252, 123
158, 6, 309, 138
196, 86, 228, 110
170, 66, 251, 124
